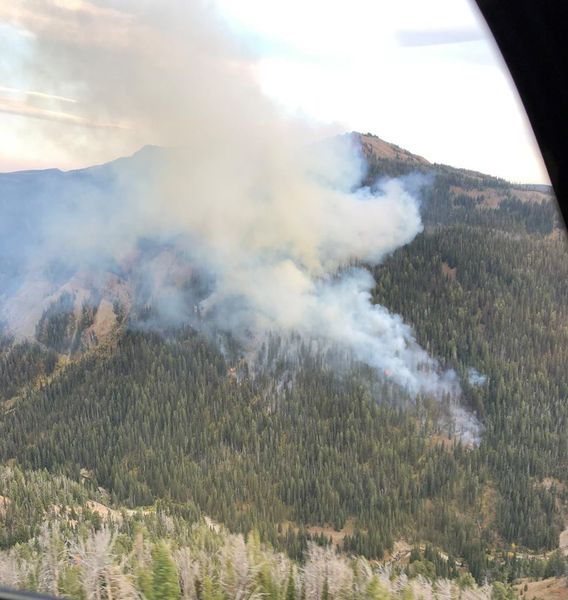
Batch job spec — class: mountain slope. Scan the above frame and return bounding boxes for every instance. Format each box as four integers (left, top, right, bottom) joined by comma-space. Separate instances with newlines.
0, 135, 567, 584
353, 132, 430, 166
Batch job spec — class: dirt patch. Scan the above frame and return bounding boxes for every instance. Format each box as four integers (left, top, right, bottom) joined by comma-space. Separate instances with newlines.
305, 521, 356, 546
90, 299, 117, 340
450, 185, 554, 209
441, 262, 457, 282
560, 527, 568, 556
512, 189, 553, 204
547, 228, 565, 241
356, 134, 429, 165
449, 186, 504, 208
383, 539, 413, 565
515, 578, 568, 600
0, 495, 11, 517
85, 500, 124, 521
429, 433, 457, 451
540, 478, 566, 493
280, 519, 356, 548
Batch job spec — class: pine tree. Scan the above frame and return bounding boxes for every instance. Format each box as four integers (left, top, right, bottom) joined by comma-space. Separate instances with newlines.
152, 543, 180, 600
286, 569, 296, 600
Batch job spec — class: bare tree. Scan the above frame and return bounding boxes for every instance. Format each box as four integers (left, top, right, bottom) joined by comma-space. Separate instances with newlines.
73, 526, 138, 600
0, 549, 32, 590
37, 522, 65, 596
174, 547, 200, 600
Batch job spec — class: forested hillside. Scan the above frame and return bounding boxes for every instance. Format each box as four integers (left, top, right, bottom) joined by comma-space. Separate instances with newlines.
0, 135, 567, 588
1, 465, 510, 600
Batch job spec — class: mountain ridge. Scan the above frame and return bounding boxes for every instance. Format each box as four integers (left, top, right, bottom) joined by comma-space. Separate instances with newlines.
0, 132, 559, 347
0, 132, 566, 586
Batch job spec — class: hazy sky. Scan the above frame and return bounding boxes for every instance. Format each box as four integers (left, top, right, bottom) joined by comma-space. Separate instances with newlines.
0, 0, 549, 183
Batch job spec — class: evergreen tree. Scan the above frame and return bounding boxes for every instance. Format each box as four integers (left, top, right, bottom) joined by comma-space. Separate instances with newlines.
152, 544, 181, 600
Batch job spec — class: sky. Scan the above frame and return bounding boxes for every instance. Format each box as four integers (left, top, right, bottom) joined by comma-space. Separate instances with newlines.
0, 0, 550, 184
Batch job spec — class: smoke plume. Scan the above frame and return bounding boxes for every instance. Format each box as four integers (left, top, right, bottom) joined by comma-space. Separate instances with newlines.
1, 0, 481, 436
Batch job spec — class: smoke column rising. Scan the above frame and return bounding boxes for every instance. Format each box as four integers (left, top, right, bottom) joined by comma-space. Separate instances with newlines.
1, 1, 482, 434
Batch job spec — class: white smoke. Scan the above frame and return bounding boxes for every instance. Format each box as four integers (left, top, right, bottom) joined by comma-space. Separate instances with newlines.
1, 1, 482, 427
467, 368, 488, 386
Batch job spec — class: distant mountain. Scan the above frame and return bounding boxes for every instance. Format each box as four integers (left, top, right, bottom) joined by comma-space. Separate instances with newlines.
0, 145, 168, 342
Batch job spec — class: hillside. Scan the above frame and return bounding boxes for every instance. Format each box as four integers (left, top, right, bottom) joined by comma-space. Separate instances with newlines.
352, 133, 430, 166
0, 135, 567, 589
0, 465, 507, 600
356, 132, 558, 227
